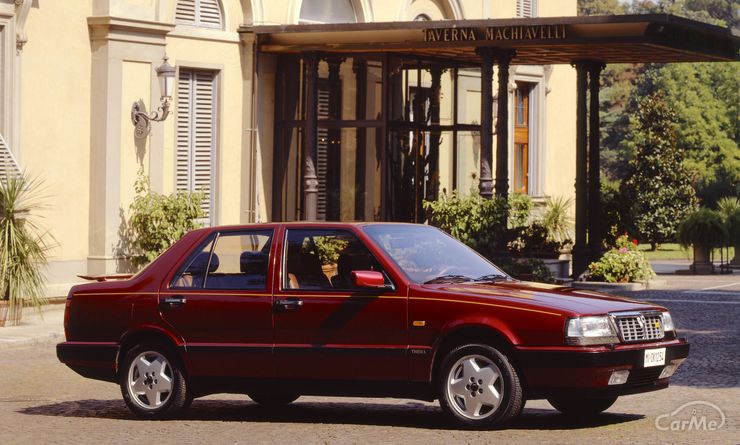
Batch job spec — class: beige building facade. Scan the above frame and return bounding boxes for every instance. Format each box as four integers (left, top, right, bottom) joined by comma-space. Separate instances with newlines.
0, 0, 576, 295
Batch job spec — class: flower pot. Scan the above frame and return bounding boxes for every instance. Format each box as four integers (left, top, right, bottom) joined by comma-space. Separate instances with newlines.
690, 245, 714, 274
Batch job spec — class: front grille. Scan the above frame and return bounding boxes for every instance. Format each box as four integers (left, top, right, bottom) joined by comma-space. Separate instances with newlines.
614, 312, 665, 342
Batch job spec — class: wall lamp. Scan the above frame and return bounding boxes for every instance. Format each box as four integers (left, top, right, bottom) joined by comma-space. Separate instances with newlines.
131, 55, 176, 138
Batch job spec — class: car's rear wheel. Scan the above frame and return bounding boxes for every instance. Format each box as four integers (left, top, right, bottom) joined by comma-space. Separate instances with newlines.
120, 342, 189, 419
438, 344, 524, 429
248, 391, 300, 407
547, 396, 617, 416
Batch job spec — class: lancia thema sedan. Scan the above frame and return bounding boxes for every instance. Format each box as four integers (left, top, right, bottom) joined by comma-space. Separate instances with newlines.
57, 223, 689, 428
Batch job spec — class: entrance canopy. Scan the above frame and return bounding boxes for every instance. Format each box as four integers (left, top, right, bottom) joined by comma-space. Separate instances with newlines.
240, 15, 738, 277
245, 14, 739, 64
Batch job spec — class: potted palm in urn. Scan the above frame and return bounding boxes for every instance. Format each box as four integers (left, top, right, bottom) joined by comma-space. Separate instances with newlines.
0, 173, 53, 326
717, 197, 740, 267
677, 208, 727, 275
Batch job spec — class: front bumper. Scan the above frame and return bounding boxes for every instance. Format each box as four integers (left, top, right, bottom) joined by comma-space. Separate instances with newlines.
56, 341, 119, 383
515, 338, 689, 399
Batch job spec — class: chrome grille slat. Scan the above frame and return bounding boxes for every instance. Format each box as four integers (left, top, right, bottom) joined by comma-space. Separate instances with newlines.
614, 312, 665, 342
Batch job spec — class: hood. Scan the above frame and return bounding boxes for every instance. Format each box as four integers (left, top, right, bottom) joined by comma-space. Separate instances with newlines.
424, 280, 664, 316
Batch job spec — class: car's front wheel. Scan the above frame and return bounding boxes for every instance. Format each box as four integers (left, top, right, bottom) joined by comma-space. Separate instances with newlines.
438, 344, 524, 429
547, 396, 617, 416
120, 342, 189, 419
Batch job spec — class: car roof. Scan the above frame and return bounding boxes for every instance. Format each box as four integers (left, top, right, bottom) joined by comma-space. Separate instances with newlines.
201, 221, 426, 231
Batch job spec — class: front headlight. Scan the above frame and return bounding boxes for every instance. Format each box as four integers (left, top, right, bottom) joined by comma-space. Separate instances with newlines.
662, 311, 675, 332
566, 316, 619, 345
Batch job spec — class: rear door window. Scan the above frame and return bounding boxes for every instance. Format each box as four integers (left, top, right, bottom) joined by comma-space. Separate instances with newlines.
171, 230, 273, 290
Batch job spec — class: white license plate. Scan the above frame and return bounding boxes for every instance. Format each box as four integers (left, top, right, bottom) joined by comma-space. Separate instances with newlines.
644, 348, 666, 367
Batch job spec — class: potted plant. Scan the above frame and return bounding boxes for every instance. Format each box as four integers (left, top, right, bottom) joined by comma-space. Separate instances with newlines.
677, 208, 727, 274
586, 234, 655, 284
0, 173, 54, 326
717, 197, 740, 267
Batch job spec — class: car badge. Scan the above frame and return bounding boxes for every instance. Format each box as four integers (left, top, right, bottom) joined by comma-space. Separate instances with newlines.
637, 315, 646, 329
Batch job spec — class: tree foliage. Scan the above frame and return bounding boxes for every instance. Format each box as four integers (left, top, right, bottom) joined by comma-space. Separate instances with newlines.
579, 0, 739, 209
621, 93, 699, 248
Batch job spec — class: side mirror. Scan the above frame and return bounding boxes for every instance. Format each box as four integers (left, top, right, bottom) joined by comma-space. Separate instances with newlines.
352, 270, 386, 289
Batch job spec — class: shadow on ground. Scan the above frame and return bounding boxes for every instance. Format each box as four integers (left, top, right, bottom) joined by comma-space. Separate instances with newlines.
19, 399, 643, 430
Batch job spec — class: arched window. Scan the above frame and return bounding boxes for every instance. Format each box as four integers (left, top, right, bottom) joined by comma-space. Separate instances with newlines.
299, 0, 357, 24
176, 0, 224, 29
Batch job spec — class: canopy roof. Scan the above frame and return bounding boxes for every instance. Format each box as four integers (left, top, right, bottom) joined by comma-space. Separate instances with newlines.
242, 14, 739, 65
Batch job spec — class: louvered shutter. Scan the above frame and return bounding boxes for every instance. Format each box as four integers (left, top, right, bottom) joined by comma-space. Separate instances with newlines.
316, 87, 330, 220
177, 70, 217, 225
516, 0, 536, 18
0, 134, 21, 181
175, 0, 223, 29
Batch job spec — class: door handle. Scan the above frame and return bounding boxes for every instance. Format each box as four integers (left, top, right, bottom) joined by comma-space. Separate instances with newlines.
274, 297, 303, 311
160, 296, 187, 310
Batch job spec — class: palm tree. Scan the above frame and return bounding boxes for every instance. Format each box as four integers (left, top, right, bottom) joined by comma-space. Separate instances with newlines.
0, 173, 54, 326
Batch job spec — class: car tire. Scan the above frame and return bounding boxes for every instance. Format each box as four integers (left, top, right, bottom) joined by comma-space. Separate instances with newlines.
438, 344, 524, 429
119, 342, 189, 419
249, 392, 300, 407
547, 396, 617, 416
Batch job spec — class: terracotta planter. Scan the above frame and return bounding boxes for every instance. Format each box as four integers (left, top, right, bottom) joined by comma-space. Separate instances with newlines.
0, 300, 7, 327
690, 245, 714, 274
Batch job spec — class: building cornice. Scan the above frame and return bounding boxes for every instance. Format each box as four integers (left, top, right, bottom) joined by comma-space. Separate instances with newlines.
87, 16, 175, 45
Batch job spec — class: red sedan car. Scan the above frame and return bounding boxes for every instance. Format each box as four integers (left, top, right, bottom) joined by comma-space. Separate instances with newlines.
57, 223, 688, 428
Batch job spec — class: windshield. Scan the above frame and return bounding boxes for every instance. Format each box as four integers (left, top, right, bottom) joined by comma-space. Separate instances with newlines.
363, 224, 507, 284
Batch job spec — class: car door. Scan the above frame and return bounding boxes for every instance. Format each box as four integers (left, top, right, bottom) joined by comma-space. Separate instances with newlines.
159, 228, 275, 378
273, 226, 408, 382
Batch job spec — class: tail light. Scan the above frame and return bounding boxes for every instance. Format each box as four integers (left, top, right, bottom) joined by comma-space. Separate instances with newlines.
64, 291, 73, 339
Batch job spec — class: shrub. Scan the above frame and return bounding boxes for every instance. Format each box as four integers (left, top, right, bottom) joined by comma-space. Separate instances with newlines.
127, 170, 204, 267
507, 223, 565, 258
496, 258, 554, 283
0, 173, 54, 326
588, 235, 655, 283
508, 193, 533, 228
424, 190, 508, 256
676, 208, 727, 249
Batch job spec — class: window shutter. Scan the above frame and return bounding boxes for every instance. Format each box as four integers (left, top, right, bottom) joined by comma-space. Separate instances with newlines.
516, 0, 536, 18
0, 134, 21, 181
177, 69, 217, 224
198, 0, 223, 28
175, 0, 197, 24
175, 0, 223, 29
316, 87, 330, 220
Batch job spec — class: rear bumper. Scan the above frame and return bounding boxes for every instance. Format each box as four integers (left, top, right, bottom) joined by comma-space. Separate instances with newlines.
515, 339, 689, 399
56, 342, 119, 383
